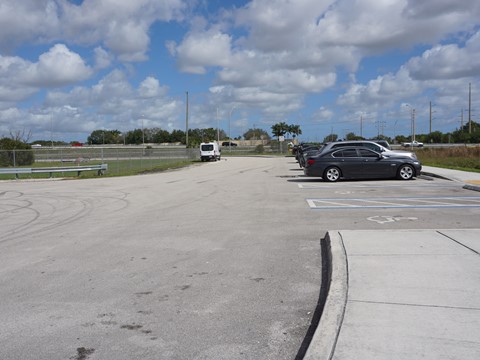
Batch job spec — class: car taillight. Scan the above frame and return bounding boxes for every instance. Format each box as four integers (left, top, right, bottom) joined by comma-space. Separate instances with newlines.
307, 159, 315, 166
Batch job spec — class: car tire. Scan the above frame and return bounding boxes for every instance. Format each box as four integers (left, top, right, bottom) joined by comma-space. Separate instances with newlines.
397, 164, 414, 180
323, 166, 341, 182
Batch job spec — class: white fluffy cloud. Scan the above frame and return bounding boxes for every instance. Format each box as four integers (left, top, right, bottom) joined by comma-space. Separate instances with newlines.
1, 0, 480, 141
23, 44, 92, 87
338, 28, 480, 113
47, 70, 178, 118
138, 77, 168, 98
170, 30, 233, 74
0, 0, 186, 60
406, 32, 480, 80
0, 44, 91, 103
338, 67, 423, 111
170, 0, 480, 121
93, 46, 112, 70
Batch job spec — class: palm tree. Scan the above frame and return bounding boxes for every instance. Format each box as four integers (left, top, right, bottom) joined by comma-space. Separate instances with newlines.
288, 124, 302, 142
271, 122, 289, 140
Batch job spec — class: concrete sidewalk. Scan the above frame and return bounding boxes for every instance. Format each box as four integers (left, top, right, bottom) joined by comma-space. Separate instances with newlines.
308, 229, 480, 360
421, 166, 480, 191
305, 167, 480, 359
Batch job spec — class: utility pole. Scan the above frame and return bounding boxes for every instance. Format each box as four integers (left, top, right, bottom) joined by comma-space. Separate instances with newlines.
461, 109, 464, 130
411, 108, 416, 142
468, 83, 472, 134
360, 115, 363, 138
375, 120, 386, 138
50, 112, 53, 148
141, 115, 145, 145
216, 107, 220, 142
185, 91, 189, 147
429, 101, 432, 134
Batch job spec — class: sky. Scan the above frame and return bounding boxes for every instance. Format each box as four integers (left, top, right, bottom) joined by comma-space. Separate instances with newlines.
1, 0, 480, 143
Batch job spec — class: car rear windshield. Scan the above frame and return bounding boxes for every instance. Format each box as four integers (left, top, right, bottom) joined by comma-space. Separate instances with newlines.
201, 144, 214, 151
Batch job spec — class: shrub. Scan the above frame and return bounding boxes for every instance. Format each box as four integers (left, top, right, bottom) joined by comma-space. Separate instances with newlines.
0, 138, 35, 166
255, 144, 265, 153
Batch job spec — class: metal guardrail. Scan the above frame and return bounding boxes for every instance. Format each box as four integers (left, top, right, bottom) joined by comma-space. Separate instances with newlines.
0, 164, 108, 179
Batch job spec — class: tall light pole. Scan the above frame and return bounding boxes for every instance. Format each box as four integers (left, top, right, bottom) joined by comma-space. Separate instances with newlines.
429, 101, 433, 134
141, 114, 145, 145
50, 112, 53, 148
468, 82, 472, 134
393, 119, 399, 143
216, 107, 220, 142
403, 104, 415, 141
412, 108, 416, 141
360, 114, 363, 138
228, 105, 236, 151
185, 91, 189, 147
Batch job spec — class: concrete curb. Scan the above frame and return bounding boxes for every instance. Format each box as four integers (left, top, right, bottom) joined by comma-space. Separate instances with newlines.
303, 232, 348, 360
422, 171, 480, 192
420, 171, 451, 181
463, 184, 480, 192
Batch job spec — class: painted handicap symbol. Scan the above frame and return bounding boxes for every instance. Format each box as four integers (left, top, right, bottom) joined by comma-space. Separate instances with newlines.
367, 215, 418, 224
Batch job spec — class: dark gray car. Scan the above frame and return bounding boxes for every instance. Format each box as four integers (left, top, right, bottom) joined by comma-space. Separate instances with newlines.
304, 146, 422, 182
318, 140, 416, 159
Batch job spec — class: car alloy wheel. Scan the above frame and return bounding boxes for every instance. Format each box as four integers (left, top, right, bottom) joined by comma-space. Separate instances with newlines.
324, 166, 341, 182
398, 164, 414, 180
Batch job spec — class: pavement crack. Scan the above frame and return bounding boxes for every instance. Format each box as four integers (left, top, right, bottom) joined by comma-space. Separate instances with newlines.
437, 230, 480, 256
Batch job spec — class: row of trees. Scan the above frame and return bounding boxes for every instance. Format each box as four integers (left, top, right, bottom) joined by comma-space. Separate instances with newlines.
83, 127, 273, 147
271, 122, 302, 141
23, 118, 479, 150
321, 121, 480, 145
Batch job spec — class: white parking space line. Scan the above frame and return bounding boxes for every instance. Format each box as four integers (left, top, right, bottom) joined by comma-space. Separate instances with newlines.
298, 183, 461, 190
405, 198, 462, 206
352, 199, 412, 207
306, 196, 480, 209
306, 199, 358, 208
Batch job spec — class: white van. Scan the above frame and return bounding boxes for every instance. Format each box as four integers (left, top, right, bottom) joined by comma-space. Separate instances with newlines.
200, 142, 221, 161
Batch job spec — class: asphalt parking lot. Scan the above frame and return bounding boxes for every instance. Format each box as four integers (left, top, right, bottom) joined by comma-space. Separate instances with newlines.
1, 156, 479, 360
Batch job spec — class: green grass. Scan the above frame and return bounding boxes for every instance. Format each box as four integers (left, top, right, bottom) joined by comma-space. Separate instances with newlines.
103, 159, 195, 177
415, 147, 480, 173
4, 146, 478, 180
0, 159, 196, 180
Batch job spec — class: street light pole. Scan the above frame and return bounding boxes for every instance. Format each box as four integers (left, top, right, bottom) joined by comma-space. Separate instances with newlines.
468, 82, 472, 134
141, 115, 145, 145
412, 108, 416, 142
228, 105, 236, 151
360, 114, 363, 138
185, 91, 189, 147
393, 119, 398, 143
429, 101, 432, 135
50, 113, 53, 148
216, 107, 220, 142
403, 104, 415, 142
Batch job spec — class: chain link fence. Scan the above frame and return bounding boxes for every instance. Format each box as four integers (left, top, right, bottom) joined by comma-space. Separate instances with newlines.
0, 146, 199, 178
1, 143, 291, 179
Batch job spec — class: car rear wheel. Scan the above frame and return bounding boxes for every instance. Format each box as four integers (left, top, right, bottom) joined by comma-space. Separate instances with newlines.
324, 166, 341, 182
397, 164, 414, 180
